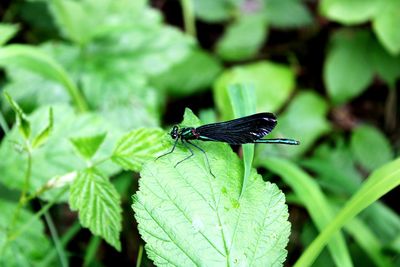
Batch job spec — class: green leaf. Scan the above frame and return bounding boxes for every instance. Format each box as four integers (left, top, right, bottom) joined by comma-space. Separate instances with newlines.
70, 133, 107, 160
0, 105, 120, 197
295, 157, 400, 267
32, 107, 53, 149
48, 0, 93, 44
0, 199, 52, 266
261, 158, 353, 267
324, 30, 375, 104
372, 0, 400, 55
257, 91, 330, 159
350, 124, 394, 171
320, 0, 381, 25
111, 128, 168, 172
3, 91, 31, 140
69, 168, 122, 251
216, 15, 268, 61
133, 110, 290, 266
370, 40, 400, 86
0, 44, 87, 112
0, 23, 19, 46
151, 49, 222, 97
264, 0, 313, 28
228, 84, 256, 196
214, 61, 295, 120
193, 0, 233, 22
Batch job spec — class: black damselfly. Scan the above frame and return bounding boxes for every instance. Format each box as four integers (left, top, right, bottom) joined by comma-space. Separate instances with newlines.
157, 112, 299, 176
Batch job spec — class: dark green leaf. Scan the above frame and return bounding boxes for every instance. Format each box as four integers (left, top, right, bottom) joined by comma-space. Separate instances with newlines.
264, 0, 313, 28
216, 15, 268, 61
324, 30, 374, 104
350, 124, 394, 171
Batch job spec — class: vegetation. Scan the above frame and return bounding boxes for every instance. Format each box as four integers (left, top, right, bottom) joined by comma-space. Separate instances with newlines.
0, 0, 399, 266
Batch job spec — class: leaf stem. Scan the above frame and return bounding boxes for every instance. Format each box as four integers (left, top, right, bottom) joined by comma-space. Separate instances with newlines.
180, 0, 197, 37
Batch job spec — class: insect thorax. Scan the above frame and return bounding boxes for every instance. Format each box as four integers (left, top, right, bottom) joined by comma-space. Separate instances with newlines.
180, 127, 199, 140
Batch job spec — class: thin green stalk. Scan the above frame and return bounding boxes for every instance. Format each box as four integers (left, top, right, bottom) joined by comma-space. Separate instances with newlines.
9, 142, 32, 232
0, 110, 10, 134
43, 210, 68, 267
84, 236, 101, 266
39, 222, 81, 267
136, 244, 144, 267
180, 0, 197, 37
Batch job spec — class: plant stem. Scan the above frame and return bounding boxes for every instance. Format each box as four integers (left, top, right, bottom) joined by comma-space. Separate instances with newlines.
9, 187, 68, 242
180, 0, 197, 37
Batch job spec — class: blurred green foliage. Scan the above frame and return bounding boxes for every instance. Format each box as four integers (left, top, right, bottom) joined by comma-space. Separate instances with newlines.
0, 0, 399, 266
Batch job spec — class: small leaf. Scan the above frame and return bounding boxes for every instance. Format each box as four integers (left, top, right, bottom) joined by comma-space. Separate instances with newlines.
69, 168, 122, 251
350, 124, 394, 171
373, 0, 400, 55
265, 0, 313, 28
151, 49, 222, 96
214, 61, 295, 120
111, 128, 167, 172
324, 30, 374, 104
193, 0, 232, 22
3, 91, 31, 140
0, 23, 19, 46
70, 133, 107, 160
320, 0, 381, 25
32, 107, 53, 149
216, 15, 268, 61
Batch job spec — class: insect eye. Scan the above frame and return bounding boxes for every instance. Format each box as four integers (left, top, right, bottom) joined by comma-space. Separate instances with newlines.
170, 125, 179, 139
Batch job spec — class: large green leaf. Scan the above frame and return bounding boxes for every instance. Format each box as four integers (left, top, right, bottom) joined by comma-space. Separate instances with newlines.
214, 61, 295, 120
111, 128, 168, 172
133, 109, 290, 266
0, 200, 52, 266
69, 168, 122, 251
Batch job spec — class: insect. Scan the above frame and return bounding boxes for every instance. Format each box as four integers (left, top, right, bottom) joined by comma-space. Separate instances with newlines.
157, 112, 299, 176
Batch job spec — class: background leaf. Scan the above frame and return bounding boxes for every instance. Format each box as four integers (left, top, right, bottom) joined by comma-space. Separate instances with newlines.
350, 124, 394, 171
70, 133, 107, 160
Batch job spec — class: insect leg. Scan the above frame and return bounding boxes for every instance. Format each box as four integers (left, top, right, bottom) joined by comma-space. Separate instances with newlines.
156, 137, 179, 160
174, 139, 194, 167
186, 140, 215, 178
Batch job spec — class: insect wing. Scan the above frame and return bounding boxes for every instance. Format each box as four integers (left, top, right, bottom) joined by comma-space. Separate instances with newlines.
196, 113, 277, 144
